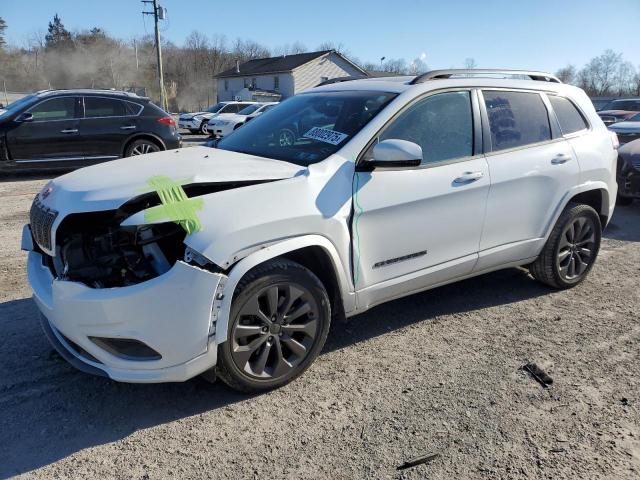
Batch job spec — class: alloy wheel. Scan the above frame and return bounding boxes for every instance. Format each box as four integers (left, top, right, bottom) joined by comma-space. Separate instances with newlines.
230, 283, 319, 379
131, 143, 158, 155
557, 216, 596, 281
279, 129, 295, 147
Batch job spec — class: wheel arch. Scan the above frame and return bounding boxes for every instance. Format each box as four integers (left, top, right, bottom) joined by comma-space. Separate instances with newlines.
213, 235, 354, 345
122, 133, 166, 157
543, 183, 611, 243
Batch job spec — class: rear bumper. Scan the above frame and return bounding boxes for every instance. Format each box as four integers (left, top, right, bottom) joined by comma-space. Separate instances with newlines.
28, 250, 223, 383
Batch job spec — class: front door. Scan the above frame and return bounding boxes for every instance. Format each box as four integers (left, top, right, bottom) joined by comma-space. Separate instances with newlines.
5, 96, 83, 164
353, 90, 489, 308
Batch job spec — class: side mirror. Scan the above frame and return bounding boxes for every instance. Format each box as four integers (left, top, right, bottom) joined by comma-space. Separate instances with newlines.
17, 112, 34, 123
369, 139, 422, 168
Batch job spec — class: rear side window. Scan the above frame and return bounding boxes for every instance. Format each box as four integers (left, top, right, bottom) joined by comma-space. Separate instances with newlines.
483, 91, 551, 151
84, 97, 127, 118
548, 95, 588, 135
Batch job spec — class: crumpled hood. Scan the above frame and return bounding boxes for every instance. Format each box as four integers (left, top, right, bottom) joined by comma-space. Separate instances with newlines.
44, 146, 304, 214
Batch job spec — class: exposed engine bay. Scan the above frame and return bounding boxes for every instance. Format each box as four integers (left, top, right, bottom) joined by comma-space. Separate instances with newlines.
51, 210, 186, 288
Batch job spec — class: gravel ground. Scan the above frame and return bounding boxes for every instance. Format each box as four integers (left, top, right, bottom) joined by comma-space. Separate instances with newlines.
0, 173, 638, 479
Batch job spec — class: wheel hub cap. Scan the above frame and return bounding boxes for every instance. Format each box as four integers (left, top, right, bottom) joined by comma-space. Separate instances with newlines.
557, 216, 596, 281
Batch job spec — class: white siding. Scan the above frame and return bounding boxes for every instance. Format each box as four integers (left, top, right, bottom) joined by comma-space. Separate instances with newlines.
292, 52, 365, 94
217, 74, 295, 101
216, 52, 365, 101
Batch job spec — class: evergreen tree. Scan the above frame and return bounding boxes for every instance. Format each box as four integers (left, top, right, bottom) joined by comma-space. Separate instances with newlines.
45, 14, 73, 50
0, 17, 7, 49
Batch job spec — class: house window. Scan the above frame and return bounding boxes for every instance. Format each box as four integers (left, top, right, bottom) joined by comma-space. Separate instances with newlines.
224, 79, 228, 91
243, 78, 249, 88
274, 76, 279, 90
251, 77, 257, 88
321, 76, 329, 83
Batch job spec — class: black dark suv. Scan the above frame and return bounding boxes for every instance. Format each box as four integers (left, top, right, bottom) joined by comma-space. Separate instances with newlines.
0, 89, 181, 172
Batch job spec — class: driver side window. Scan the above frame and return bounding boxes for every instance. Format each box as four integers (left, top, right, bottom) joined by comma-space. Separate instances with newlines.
28, 97, 78, 121
368, 91, 473, 165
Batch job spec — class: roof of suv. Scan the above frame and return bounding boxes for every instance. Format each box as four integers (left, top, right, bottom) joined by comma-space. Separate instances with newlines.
311, 70, 572, 95
34, 89, 148, 100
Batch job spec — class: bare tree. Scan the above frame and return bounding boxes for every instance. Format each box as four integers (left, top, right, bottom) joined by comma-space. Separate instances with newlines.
555, 65, 576, 84
464, 57, 477, 69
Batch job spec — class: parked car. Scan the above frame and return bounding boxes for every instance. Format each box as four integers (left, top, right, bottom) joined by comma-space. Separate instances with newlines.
0, 89, 180, 172
608, 112, 640, 145
178, 101, 257, 134
205, 102, 278, 137
23, 69, 617, 393
590, 97, 616, 112
615, 138, 640, 205
598, 98, 640, 125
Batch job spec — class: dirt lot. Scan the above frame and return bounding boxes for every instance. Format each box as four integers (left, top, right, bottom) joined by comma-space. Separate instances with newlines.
0, 172, 638, 479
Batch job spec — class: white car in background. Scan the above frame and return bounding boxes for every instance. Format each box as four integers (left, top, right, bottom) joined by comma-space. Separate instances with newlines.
205, 102, 279, 137
178, 101, 257, 134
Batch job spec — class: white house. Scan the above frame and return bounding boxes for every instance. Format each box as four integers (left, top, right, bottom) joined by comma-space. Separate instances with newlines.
215, 50, 368, 102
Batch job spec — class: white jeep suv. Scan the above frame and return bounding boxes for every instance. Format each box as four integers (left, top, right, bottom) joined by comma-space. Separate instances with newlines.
24, 70, 618, 392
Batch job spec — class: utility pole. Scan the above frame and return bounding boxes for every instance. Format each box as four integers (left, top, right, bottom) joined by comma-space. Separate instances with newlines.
142, 0, 165, 109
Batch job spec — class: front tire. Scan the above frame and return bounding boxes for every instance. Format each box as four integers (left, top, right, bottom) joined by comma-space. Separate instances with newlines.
216, 259, 331, 393
529, 202, 601, 289
200, 121, 208, 134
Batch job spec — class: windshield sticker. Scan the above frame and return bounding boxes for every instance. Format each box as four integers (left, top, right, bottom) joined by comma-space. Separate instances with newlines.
303, 127, 348, 145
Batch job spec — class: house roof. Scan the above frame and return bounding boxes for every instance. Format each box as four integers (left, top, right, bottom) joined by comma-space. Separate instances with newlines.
215, 50, 367, 78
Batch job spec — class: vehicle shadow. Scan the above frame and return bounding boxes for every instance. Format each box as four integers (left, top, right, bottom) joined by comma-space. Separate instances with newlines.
0, 172, 58, 183
0, 266, 548, 477
603, 204, 640, 242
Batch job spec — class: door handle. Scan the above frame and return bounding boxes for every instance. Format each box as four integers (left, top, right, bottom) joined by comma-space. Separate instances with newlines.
60, 128, 78, 134
120, 125, 136, 130
551, 154, 570, 165
453, 171, 484, 184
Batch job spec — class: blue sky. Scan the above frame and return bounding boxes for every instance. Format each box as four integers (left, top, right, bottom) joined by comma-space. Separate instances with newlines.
2, 0, 639, 72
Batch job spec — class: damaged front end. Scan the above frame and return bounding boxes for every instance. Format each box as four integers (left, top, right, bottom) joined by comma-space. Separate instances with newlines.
53, 211, 187, 288
25, 188, 228, 382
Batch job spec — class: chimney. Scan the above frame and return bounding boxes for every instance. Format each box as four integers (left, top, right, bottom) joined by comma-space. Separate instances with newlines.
235, 60, 240, 73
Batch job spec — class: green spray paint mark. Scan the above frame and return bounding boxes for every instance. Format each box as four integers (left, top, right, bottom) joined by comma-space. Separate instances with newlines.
144, 175, 203, 234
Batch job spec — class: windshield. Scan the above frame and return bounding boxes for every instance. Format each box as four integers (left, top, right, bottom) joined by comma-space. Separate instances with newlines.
216, 91, 397, 166
0, 94, 37, 118
206, 102, 226, 113
607, 100, 640, 111
238, 104, 262, 115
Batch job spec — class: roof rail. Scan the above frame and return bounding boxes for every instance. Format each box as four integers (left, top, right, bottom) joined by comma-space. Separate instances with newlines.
410, 69, 562, 85
315, 76, 360, 87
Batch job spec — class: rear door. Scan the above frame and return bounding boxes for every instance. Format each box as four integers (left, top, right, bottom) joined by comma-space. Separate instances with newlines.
78, 96, 141, 160
5, 96, 83, 164
476, 89, 580, 270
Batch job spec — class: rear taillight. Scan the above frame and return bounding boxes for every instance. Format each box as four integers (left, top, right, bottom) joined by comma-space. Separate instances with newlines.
157, 116, 176, 127
610, 130, 619, 150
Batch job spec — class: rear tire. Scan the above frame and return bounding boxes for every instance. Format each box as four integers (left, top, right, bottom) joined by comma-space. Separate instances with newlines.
216, 259, 331, 393
200, 121, 208, 134
529, 202, 601, 289
125, 139, 160, 157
